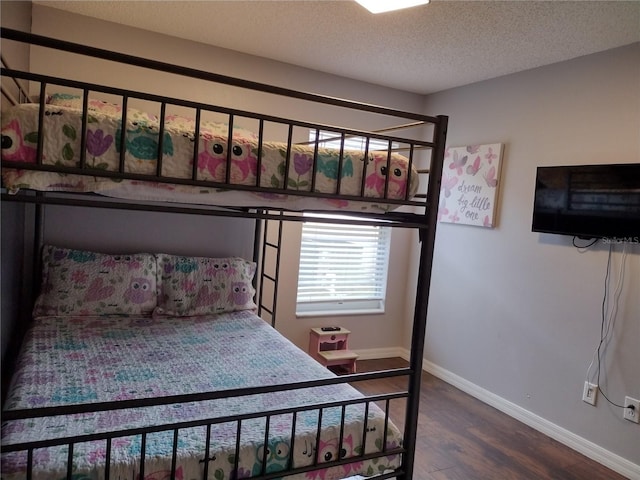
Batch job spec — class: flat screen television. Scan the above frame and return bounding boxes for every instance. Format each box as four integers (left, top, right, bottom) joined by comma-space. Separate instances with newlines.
532, 163, 640, 240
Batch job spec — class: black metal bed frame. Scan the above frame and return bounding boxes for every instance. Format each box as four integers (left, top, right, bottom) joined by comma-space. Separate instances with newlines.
0, 27, 448, 480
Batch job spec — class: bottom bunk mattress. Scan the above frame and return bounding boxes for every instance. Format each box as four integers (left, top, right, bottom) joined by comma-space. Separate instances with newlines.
1, 311, 402, 480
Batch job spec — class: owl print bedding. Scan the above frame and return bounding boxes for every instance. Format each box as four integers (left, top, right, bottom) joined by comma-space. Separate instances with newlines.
1, 311, 403, 480
0, 97, 420, 213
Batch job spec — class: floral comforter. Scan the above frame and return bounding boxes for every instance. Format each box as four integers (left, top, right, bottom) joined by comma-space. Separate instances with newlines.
1, 311, 402, 480
1, 102, 419, 212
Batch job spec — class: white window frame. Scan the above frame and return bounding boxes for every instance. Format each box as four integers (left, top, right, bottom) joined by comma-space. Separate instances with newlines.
296, 214, 391, 317
295, 130, 393, 317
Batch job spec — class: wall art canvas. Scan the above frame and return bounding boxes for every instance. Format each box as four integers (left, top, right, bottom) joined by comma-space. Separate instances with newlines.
438, 143, 504, 228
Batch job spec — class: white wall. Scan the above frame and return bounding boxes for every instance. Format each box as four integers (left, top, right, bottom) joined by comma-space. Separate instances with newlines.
422, 44, 640, 468
28, 4, 426, 352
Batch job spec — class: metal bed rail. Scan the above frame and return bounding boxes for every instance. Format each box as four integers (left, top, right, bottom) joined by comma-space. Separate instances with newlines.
2, 367, 412, 422
0, 191, 431, 229
0, 53, 30, 106
1, 67, 436, 209
3, 386, 409, 480
1, 28, 440, 125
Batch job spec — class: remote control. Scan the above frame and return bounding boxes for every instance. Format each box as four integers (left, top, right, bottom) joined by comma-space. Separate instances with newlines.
321, 326, 341, 332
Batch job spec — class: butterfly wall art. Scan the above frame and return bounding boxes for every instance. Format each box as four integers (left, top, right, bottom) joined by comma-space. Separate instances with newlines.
438, 143, 504, 228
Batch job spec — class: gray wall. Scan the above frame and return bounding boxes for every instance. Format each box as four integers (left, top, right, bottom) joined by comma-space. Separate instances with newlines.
0, 0, 31, 109
1, 0, 31, 381
1, 203, 26, 366
421, 44, 640, 468
40, 205, 255, 260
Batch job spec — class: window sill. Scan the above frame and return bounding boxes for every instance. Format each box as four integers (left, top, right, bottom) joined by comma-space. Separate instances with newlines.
296, 308, 384, 318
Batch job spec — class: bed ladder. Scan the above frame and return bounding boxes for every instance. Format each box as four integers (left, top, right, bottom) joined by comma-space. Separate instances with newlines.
256, 210, 284, 327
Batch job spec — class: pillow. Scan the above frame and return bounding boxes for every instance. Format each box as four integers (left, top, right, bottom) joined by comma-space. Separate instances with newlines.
46, 93, 158, 124
165, 114, 257, 141
47, 93, 117, 112
154, 254, 257, 317
33, 245, 157, 317
46, 92, 84, 109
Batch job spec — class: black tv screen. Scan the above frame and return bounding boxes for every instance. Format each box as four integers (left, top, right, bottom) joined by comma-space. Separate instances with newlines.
532, 163, 640, 240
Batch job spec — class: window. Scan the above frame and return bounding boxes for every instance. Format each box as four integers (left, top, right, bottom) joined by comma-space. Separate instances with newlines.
308, 130, 395, 153
296, 130, 393, 317
296, 215, 391, 316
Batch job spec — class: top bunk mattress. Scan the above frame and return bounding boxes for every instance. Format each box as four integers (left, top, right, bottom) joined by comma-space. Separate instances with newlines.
1, 98, 421, 213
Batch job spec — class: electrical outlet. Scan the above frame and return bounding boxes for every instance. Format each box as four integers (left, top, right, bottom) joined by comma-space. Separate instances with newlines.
582, 382, 598, 406
623, 396, 640, 423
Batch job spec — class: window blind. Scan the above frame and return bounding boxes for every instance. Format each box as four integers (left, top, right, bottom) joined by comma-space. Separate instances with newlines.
296, 218, 391, 315
296, 130, 393, 316
309, 130, 393, 152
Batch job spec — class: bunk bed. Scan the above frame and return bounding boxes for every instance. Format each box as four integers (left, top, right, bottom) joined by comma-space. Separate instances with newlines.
0, 28, 448, 480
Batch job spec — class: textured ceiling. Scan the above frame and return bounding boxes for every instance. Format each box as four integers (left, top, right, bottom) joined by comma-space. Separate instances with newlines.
35, 0, 640, 95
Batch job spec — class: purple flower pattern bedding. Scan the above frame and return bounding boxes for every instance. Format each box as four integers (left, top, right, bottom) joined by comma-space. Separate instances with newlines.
1, 98, 419, 213
1, 311, 402, 480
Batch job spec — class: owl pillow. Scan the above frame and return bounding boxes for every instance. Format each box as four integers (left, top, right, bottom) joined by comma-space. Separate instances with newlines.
154, 254, 257, 317
33, 245, 157, 317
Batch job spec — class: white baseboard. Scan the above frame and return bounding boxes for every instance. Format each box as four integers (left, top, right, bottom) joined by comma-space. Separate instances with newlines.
383, 348, 639, 480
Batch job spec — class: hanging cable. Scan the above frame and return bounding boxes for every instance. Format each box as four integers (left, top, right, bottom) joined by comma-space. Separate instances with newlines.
585, 242, 628, 409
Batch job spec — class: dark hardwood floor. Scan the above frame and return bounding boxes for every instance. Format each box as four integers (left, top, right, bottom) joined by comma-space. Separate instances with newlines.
352, 358, 627, 480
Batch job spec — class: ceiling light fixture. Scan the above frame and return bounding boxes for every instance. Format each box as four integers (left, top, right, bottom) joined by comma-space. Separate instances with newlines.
355, 0, 430, 14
